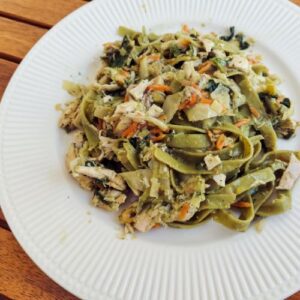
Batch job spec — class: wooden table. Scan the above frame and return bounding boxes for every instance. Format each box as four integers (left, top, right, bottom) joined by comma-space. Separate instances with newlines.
0, 0, 300, 299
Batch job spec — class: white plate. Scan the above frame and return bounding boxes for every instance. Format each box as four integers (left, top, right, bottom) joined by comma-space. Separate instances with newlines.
1, 0, 300, 299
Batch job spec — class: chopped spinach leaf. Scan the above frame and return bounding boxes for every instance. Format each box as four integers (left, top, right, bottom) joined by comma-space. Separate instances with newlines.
129, 137, 139, 148
107, 50, 127, 68
235, 34, 250, 50
281, 98, 291, 108
258, 92, 271, 102
121, 35, 132, 52
220, 26, 235, 41
205, 79, 219, 93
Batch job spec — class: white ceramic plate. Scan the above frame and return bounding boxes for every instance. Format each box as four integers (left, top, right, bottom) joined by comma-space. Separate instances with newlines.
1, 0, 300, 299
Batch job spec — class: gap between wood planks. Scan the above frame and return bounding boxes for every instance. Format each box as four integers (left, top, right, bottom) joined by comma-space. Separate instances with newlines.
0, 0, 89, 29
0, 0, 91, 63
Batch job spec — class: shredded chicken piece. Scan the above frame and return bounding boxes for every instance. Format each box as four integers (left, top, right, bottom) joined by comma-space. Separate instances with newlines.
76, 166, 126, 190
277, 154, 300, 190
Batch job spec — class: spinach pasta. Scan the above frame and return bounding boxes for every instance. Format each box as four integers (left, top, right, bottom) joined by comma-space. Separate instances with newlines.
58, 25, 300, 233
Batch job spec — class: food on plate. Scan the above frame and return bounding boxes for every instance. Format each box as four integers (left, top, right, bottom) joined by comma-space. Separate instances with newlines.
58, 25, 300, 233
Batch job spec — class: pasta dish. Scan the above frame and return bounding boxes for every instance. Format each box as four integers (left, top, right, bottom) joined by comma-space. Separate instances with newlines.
58, 26, 300, 233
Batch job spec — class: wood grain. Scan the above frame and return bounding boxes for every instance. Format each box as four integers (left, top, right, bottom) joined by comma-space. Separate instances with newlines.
0, 17, 46, 62
0, 227, 78, 299
0, 58, 17, 100
0, 0, 86, 28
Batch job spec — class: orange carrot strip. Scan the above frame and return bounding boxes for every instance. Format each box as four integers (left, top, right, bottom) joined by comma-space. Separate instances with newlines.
232, 201, 251, 208
158, 114, 167, 121
150, 128, 162, 134
152, 223, 161, 229
187, 93, 197, 107
179, 94, 197, 110
235, 118, 250, 127
124, 93, 129, 102
121, 122, 138, 138
182, 24, 190, 33
151, 132, 166, 142
198, 61, 215, 74
178, 203, 190, 220
216, 134, 226, 150
150, 127, 166, 142
249, 106, 260, 118
179, 38, 191, 47
147, 84, 172, 92
199, 97, 213, 105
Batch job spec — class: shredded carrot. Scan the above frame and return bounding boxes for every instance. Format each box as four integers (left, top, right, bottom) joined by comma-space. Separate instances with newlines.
235, 118, 250, 127
158, 114, 167, 121
232, 201, 251, 208
151, 132, 166, 142
147, 84, 172, 93
249, 106, 260, 118
199, 97, 213, 105
216, 134, 226, 150
124, 93, 129, 102
182, 24, 190, 33
198, 61, 215, 74
179, 94, 197, 110
178, 203, 190, 220
150, 127, 166, 142
150, 128, 162, 134
179, 38, 191, 47
152, 223, 161, 229
121, 122, 138, 138
247, 55, 259, 65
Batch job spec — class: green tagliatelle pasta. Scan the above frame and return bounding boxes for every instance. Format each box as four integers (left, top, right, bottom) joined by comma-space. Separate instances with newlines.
58, 25, 300, 234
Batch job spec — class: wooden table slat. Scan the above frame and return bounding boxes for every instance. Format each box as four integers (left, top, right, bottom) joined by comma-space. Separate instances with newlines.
0, 0, 85, 28
0, 227, 78, 299
0, 17, 46, 62
0, 58, 18, 99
